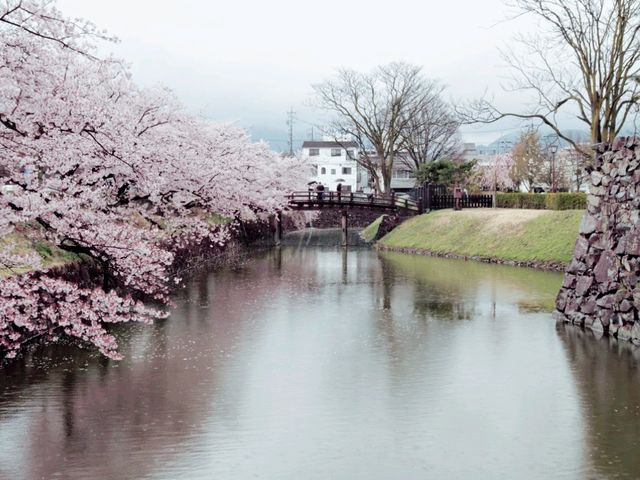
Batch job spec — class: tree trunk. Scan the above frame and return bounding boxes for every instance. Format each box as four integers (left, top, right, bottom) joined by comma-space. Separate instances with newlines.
377, 150, 392, 196
381, 166, 392, 196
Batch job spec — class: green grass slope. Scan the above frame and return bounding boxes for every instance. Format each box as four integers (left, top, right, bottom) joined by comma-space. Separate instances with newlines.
0, 233, 80, 277
378, 208, 584, 264
360, 215, 385, 243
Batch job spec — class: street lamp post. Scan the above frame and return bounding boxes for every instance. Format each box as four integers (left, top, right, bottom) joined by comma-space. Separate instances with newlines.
544, 134, 559, 193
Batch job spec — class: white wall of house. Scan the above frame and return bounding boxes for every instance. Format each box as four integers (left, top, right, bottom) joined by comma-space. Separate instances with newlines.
301, 142, 361, 192
301, 143, 419, 193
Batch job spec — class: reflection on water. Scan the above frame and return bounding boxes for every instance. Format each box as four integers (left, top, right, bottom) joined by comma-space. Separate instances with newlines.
558, 324, 640, 477
0, 248, 638, 479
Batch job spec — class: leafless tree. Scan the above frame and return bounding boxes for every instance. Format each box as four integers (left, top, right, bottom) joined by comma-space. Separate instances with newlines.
511, 127, 545, 191
313, 62, 436, 194
459, 0, 640, 155
399, 84, 463, 171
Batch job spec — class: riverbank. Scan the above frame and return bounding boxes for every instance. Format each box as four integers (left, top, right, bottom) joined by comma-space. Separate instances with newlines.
375, 209, 584, 271
0, 232, 80, 277
0, 217, 272, 361
281, 228, 368, 247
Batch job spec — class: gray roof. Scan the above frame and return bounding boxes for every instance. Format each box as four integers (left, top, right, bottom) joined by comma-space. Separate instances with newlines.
302, 141, 358, 149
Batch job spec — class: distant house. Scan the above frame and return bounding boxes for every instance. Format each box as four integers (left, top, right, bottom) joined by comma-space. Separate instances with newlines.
301, 140, 360, 192
300, 140, 419, 193
390, 164, 417, 191
358, 152, 417, 193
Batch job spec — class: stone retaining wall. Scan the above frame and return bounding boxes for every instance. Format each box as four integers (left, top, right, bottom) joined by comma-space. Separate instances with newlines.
555, 137, 640, 342
311, 209, 385, 229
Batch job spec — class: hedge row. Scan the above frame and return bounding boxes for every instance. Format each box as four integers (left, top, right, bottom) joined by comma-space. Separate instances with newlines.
496, 192, 586, 210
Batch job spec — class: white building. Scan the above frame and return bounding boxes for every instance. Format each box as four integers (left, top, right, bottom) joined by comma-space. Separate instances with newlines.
301, 140, 361, 192
300, 141, 419, 193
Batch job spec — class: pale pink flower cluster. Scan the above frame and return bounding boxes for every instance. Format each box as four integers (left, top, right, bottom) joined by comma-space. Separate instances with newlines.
0, 273, 165, 359
473, 153, 516, 191
0, 1, 307, 359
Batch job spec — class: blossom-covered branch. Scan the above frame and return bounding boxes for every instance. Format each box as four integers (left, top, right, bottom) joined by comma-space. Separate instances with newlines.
0, 0, 307, 360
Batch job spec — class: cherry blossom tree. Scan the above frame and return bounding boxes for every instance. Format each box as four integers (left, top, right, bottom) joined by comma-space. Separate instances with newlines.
474, 154, 515, 190
0, 0, 306, 360
473, 153, 516, 208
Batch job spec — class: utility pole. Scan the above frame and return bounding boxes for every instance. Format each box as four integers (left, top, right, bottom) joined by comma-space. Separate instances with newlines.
286, 108, 296, 157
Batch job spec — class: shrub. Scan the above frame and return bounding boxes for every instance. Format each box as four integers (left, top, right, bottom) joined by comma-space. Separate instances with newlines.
544, 192, 587, 210
496, 192, 586, 210
496, 193, 546, 209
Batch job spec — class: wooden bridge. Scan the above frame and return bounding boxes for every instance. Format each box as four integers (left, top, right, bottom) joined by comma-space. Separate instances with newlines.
286, 191, 422, 213
273, 191, 421, 247
274, 187, 493, 247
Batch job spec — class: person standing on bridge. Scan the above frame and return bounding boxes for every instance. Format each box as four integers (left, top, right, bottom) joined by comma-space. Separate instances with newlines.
316, 183, 325, 201
336, 182, 342, 201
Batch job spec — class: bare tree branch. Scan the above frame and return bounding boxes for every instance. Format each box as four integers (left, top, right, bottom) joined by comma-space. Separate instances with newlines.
313, 62, 451, 194
458, 0, 640, 153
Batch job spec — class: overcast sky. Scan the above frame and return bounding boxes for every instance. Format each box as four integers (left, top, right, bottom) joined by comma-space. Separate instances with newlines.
57, 0, 549, 149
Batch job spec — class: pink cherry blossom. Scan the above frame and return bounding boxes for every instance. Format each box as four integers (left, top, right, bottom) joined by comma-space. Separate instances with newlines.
0, 0, 307, 360
473, 153, 516, 191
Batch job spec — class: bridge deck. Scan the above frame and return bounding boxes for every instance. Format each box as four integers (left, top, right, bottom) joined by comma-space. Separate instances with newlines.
287, 191, 421, 213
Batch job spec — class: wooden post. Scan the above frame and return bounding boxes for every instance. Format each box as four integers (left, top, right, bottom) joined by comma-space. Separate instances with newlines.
341, 209, 348, 247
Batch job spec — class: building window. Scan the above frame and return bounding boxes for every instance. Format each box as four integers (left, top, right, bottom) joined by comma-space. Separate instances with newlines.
320, 167, 326, 175
392, 170, 416, 179
309, 148, 320, 156
331, 148, 341, 157
342, 167, 352, 175
331, 169, 336, 175
346, 149, 355, 159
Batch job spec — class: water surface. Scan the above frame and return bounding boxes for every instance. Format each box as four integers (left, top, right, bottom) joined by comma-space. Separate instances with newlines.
1, 248, 640, 479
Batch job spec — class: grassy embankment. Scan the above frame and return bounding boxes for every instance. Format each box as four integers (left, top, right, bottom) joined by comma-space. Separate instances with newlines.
0, 212, 234, 278
0, 233, 79, 277
374, 208, 584, 268
361, 215, 385, 243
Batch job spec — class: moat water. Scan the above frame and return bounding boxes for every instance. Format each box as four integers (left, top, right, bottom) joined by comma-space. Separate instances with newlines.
2, 248, 640, 479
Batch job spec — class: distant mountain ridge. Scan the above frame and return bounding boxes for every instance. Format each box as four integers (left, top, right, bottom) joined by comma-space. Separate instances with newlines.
481, 128, 591, 150
249, 122, 636, 154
